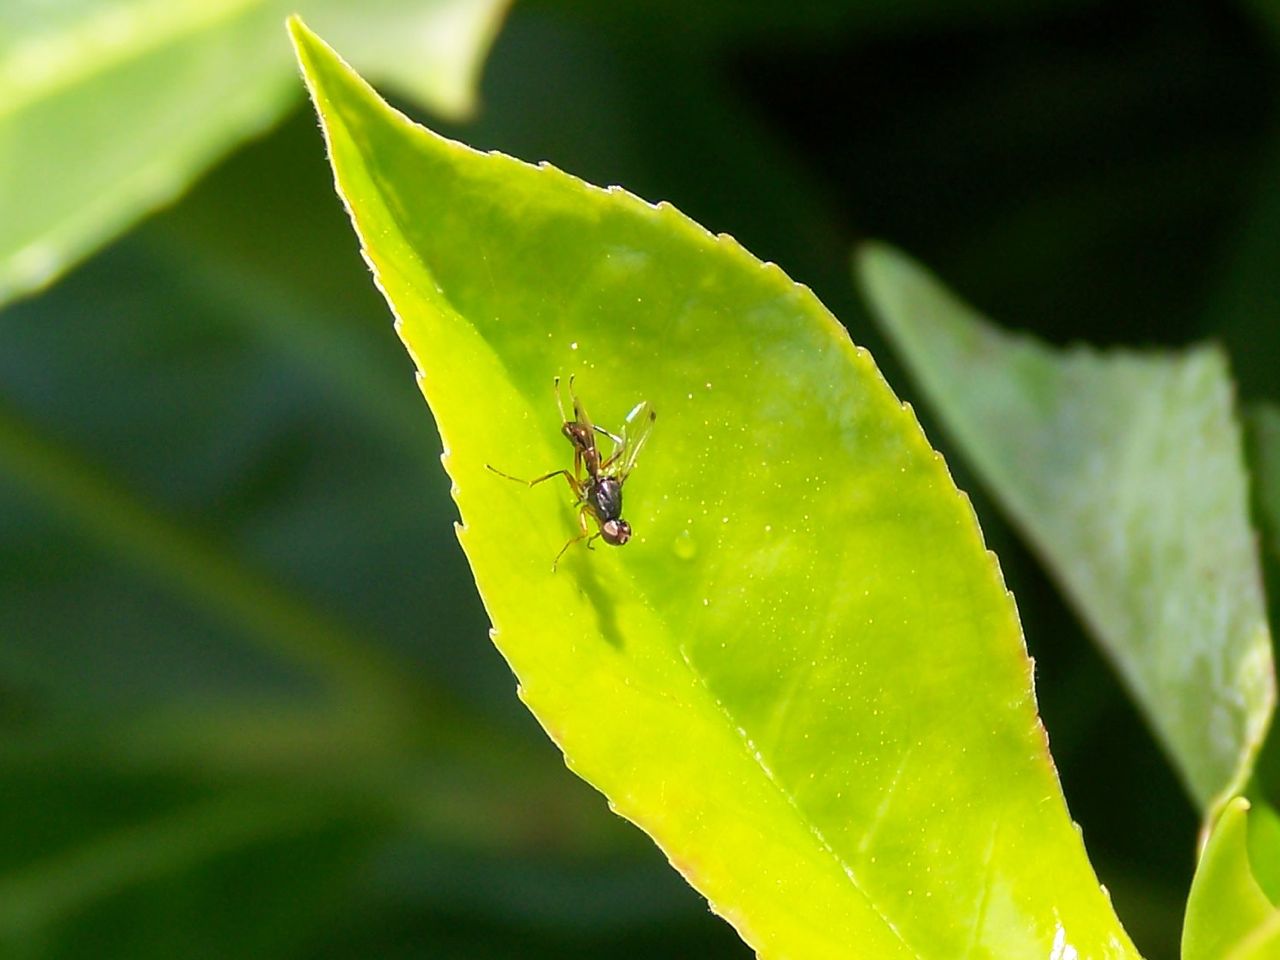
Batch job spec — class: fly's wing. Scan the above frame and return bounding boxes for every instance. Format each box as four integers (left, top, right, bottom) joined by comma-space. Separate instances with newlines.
617, 401, 655, 480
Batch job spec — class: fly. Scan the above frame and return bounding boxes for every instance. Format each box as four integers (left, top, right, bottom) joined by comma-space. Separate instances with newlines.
488, 376, 656, 570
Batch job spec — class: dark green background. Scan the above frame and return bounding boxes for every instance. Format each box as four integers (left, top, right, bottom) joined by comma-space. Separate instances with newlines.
3, 1, 1278, 956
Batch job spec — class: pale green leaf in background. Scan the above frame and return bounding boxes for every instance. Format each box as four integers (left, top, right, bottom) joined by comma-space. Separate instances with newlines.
857, 242, 1277, 814
1182, 798, 1278, 960
0, 0, 507, 306
1248, 403, 1280, 821
292, 18, 1141, 958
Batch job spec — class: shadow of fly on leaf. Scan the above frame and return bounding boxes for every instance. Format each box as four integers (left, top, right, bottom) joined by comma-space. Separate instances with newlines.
488, 376, 655, 571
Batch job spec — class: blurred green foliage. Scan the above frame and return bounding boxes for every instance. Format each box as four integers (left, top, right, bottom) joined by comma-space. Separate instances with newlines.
0, 0, 507, 302
2, 1, 1280, 957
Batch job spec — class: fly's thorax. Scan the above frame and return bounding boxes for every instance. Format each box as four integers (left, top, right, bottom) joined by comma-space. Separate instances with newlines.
587, 476, 623, 521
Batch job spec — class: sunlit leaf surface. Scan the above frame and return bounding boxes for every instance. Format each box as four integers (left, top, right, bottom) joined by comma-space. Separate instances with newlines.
1223, 914, 1280, 960
1183, 798, 1279, 960
292, 19, 1140, 958
858, 243, 1276, 813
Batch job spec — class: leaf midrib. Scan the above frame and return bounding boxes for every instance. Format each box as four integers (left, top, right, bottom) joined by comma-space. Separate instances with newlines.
674, 641, 924, 958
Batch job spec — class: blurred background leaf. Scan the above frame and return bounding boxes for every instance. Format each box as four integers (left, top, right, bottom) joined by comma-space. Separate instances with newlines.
857, 243, 1275, 814
3, 0, 1280, 957
1249, 404, 1280, 807
0, 0, 507, 304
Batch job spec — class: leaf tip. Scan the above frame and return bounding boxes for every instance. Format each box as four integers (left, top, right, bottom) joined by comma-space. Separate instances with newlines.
284, 13, 317, 61
852, 238, 903, 286
285, 14, 330, 103
284, 14, 359, 108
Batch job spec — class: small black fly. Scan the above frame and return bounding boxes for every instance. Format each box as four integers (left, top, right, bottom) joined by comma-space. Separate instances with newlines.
488, 376, 655, 569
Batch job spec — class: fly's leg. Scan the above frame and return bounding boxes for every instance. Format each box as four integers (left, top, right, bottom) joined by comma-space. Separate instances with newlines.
594, 424, 624, 466
600, 445, 622, 470
552, 504, 598, 571
486, 465, 583, 500
551, 536, 582, 572
490, 464, 598, 570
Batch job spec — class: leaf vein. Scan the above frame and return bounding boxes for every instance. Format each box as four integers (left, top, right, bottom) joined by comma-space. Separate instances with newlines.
677, 645, 924, 959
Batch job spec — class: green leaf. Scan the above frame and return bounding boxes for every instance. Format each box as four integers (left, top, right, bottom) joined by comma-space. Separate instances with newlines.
291, 18, 1140, 957
1183, 798, 1279, 960
0, 0, 507, 305
857, 242, 1277, 813
1224, 914, 1280, 960
1249, 404, 1280, 814
1247, 802, 1280, 905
